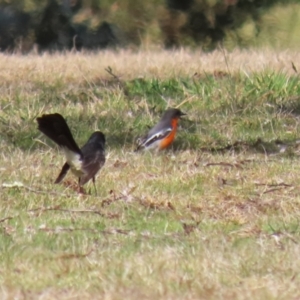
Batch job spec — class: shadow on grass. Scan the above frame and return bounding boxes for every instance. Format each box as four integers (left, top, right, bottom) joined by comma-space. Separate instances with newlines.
276, 97, 300, 116
1, 113, 137, 152
142, 135, 300, 157
3, 115, 300, 160
196, 138, 300, 157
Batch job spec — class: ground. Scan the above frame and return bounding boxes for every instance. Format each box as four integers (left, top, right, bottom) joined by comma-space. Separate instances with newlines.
1, 48, 300, 299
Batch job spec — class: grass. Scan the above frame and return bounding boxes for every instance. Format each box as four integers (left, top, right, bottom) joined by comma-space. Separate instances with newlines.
1, 49, 300, 299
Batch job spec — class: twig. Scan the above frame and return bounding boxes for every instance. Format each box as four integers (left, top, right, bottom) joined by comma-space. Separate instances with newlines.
105, 66, 120, 81
3, 183, 115, 199
39, 226, 131, 236
175, 95, 196, 109
101, 190, 136, 207
28, 206, 106, 217
291, 61, 298, 74
262, 187, 288, 194
22, 185, 71, 197
204, 162, 241, 168
200, 141, 248, 153
57, 248, 93, 259
255, 182, 293, 188
0, 216, 14, 223
40, 227, 97, 233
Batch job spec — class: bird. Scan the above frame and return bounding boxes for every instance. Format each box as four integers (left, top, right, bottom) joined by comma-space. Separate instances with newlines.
135, 108, 185, 151
37, 113, 105, 193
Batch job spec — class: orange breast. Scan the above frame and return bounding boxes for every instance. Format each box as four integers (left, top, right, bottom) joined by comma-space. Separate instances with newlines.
159, 118, 178, 150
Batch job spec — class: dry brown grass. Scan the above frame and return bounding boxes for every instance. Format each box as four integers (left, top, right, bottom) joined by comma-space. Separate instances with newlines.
0, 48, 299, 85
1, 49, 300, 299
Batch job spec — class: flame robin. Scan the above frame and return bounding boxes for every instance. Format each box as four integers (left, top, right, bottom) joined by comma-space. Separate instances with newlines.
135, 108, 185, 151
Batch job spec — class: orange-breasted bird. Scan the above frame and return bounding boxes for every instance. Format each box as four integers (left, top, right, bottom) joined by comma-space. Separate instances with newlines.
37, 113, 105, 193
135, 108, 185, 151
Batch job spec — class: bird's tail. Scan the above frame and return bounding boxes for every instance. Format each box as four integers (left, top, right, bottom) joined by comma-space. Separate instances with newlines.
54, 162, 71, 184
37, 113, 82, 155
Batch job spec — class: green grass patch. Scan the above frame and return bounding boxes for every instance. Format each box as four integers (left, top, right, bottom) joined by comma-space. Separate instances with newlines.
1, 51, 300, 298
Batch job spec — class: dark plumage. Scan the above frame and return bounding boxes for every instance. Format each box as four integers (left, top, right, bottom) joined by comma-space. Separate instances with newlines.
37, 113, 105, 193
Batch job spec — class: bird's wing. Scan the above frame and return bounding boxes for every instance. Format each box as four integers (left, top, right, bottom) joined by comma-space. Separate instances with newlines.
79, 132, 106, 186
79, 151, 106, 186
137, 127, 172, 150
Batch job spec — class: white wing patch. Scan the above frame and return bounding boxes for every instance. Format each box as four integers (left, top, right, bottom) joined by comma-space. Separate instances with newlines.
143, 127, 172, 148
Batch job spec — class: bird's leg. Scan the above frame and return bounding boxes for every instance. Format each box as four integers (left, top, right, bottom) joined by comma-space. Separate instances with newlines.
78, 178, 81, 193
92, 177, 97, 196
78, 178, 86, 194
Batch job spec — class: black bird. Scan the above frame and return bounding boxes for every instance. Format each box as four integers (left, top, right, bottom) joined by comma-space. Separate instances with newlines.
37, 113, 105, 193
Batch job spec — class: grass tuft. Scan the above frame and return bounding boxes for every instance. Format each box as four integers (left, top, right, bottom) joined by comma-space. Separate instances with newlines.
1, 49, 300, 298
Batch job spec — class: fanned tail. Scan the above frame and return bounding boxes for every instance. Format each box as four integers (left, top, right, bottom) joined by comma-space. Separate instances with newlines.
37, 113, 82, 155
